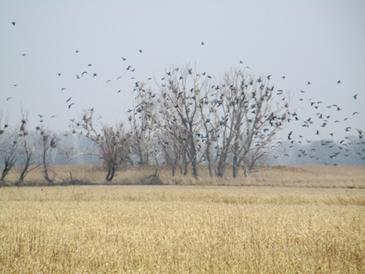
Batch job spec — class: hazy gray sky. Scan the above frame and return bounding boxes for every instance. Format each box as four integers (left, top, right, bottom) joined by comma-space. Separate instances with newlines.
1, 0, 364, 142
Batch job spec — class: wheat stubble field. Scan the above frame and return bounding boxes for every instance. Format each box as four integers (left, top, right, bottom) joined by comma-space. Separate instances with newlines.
1, 165, 365, 273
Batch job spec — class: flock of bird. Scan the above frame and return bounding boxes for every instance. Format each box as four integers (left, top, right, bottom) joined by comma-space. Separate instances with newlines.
5, 21, 364, 166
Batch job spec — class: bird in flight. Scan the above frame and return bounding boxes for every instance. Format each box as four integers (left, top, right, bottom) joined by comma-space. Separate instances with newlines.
139, 49, 143, 53
58, 73, 62, 76
201, 41, 204, 45
68, 103, 74, 109
307, 81, 311, 85
88, 64, 92, 66
61, 88, 66, 90
337, 80, 341, 84
93, 73, 97, 77
66, 97, 72, 102
76, 50, 79, 53
76, 75, 80, 79
22, 54, 26, 56
354, 94, 358, 100
50, 115, 57, 118
6, 97, 12, 101
122, 57, 126, 61
81, 71, 88, 76
106, 80, 111, 84
12, 22, 16, 26
345, 127, 351, 132
267, 75, 271, 80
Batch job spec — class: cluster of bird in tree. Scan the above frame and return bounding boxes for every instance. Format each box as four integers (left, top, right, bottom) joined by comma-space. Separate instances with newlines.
6, 21, 364, 175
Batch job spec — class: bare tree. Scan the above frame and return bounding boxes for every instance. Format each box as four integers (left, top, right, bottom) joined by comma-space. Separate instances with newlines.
17, 110, 40, 185
70, 109, 131, 182
36, 123, 58, 183
129, 83, 159, 166
217, 69, 291, 177
149, 65, 207, 178
0, 111, 17, 182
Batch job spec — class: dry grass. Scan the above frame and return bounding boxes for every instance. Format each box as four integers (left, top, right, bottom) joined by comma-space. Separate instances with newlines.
1, 185, 364, 273
3, 164, 365, 188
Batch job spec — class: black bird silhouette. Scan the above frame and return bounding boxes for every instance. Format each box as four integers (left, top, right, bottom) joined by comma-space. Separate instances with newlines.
117, 90, 121, 93
282, 76, 286, 79
307, 81, 311, 85
22, 54, 26, 56
61, 88, 66, 90
68, 103, 74, 109
58, 73, 62, 76
354, 94, 358, 100
267, 75, 271, 80
353, 112, 359, 115
139, 49, 143, 53
316, 130, 320, 135
76, 75, 80, 79
88, 64, 92, 66
201, 41, 204, 45
240, 60, 243, 64
300, 90, 305, 93
12, 22, 16, 26
50, 115, 57, 118
76, 50, 79, 53
106, 80, 111, 84
337, 80, 341, 84
345, 127, 351, 132
81, 71, 88, 76
93, 73, 97, 77
126, 66, 131, 70
117, 76, 122, 80
6, 97, 12, 101
66, 97, 72, 102
122, 57, 126, 61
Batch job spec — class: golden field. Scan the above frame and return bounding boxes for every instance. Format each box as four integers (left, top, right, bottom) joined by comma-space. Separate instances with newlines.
1, 165, 365, 273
